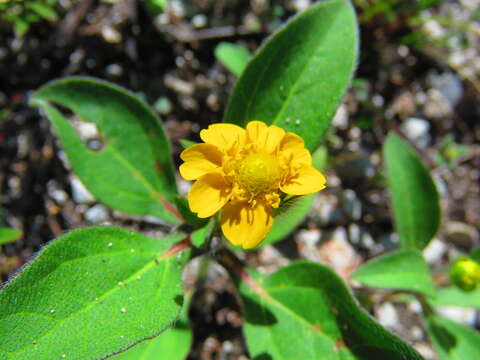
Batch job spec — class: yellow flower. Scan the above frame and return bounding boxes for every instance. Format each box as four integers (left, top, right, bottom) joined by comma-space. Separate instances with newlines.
180, 121, 326, 249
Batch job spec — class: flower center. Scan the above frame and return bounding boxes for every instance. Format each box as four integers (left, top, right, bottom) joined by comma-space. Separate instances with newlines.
236, 153, 280, 195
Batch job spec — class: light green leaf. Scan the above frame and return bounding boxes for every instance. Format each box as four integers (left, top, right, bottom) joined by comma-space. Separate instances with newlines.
262, 194, 314, 246
214, 42, 251, 77
31, 77, 181, 224
238, 261, 422, 359
144, 0, 169, 16
429, 286, 480, 308
13, 18, 29, 36
191, 220, 214, 248
179, 139, 197, 149
384, 133, 440, 250
111, 295, 191, 360
425, 314, 480, 360
0, 228, 22, 245
224, 0, 358, 151
0, 227, 190, 360
26, 3, 58, 21
352, 250, 436, 297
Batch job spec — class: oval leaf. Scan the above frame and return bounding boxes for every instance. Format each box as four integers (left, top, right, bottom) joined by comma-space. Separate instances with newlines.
425, 314, 480, 360
384, 133, 440, 250
31, 77, 181, 224
352, 250, 436, 297
0, 227, 190, 360
236, 261, 422, 360
224, 0, 358, 151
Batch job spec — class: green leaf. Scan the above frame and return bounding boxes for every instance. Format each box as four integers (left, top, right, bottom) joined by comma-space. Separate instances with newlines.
383, 133, 440, 250
311, 145, 328, 172
191, 220, 214, 248
425, 314, 480, 360
429, 286, 480, 308
26, 3, 58, 22
31, 77, 181, 224
179, 139, 198, 149
13, 18, 29, 36
262, 194, 314, 246
237, 261, 422, 359
470, 247, 480, 263
0, 228, 22, 245
111, 294, 192, 359
214, 42, 251, 77
224, 0, 358, 151
0, 227, 190, 360
144, 0, 169, 16
352, 250, 436, 297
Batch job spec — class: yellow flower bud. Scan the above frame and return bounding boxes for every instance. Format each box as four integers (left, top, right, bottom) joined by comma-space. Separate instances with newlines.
450, 256, 480, 292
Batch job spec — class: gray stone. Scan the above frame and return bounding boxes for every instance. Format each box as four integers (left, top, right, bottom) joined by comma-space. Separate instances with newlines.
70, 176, 95, 204
401, 117, 431, 148
423, 238, 447, 264
436, 306, 477, 327
84, 204, 109, 224
376, 302, 399, 329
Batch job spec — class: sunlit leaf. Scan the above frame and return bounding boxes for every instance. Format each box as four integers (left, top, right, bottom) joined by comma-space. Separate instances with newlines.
224, 0, 358, 151
31, 77, 181, 224
0, 227, 190, 360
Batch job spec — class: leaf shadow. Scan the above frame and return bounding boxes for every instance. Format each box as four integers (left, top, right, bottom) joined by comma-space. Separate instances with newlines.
253, 353, 273, 360
430, 321, 457, 352
243, 296, 277, 326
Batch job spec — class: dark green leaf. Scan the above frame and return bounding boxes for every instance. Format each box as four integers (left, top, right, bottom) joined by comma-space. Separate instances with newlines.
384, 133, 440, 250
214, 42, 251, 77
425, 314, 480, 360
352, 250, 436, 297
0, 227, 190, 360
0, 228, 22, 245
238, 261, 422, 359
224, 0, 358, 151
470, 247, 480, 263
31, 77, 181, 224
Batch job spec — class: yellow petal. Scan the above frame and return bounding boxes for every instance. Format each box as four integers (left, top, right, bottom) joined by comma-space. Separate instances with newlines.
200, 123, 245, 152
246, 121, 285, 153
188, 173, 231, 218
279, 132, 311, 167
280, 166, 326, 195
220, 201, 273, 249
179, 143, 223, 180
